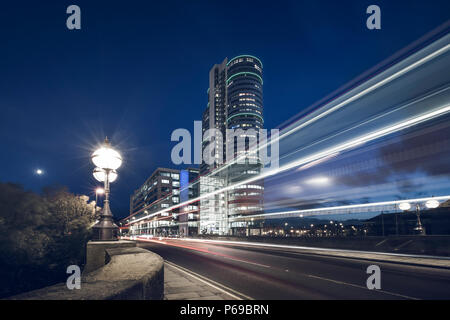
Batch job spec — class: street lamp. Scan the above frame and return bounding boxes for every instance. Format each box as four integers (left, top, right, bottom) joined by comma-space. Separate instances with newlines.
93, 168, 118, 183
95, 187, 105, 211
413, 203, 425, 235
91, 137, 122, 241
398, 202, 411, 211
96, 187, 105, 195
425, 199, 440, 209
398, 199, 440, 236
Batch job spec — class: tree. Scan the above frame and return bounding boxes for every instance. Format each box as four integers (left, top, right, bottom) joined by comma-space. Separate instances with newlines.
0, 183, 96, 298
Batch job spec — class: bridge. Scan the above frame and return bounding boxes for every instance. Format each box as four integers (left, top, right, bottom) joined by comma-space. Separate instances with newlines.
10, 28, 450, 301
119, 30, 450, 300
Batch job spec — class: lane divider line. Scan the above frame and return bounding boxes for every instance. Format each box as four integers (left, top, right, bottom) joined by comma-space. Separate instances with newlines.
306, 274, 420, 300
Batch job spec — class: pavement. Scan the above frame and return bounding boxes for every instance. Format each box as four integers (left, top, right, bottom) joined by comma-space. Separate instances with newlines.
137, 238, 450, 300
164, 262, 239, 300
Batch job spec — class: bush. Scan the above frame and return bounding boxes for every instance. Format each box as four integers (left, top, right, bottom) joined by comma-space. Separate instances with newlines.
0, 183, 96, 298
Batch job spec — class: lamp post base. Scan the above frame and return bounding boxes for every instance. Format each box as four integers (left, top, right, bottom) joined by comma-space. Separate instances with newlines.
414, 225, 426, 235
92, 220, 119, 241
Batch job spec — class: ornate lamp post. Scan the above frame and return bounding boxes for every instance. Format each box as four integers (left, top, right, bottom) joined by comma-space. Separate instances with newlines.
91, 137, 122, 241
398, 199, 440, 236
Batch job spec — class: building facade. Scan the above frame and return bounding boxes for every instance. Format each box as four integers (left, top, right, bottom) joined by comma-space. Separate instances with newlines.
200, 55, 264, 235
199, 58, 229, 235
226, 55, 264, 235
126, 55, 264, 237
128, 168, 180, 236
178, 168, 200, 236
126, 167, 200, 236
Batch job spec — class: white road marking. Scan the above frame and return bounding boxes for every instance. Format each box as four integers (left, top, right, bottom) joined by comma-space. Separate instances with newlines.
307, 274, 420, 300
165, 260, 253, 300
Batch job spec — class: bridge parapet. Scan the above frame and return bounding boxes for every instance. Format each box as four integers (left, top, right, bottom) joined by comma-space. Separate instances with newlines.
9, 241, 163, 300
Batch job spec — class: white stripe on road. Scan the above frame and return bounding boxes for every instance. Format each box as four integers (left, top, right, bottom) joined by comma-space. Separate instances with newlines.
306, 274, 420, 300
167, 259, 419, 300
165, 260, 253, 300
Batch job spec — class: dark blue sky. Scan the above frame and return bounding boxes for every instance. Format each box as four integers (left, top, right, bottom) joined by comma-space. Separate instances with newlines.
0, 1, 449, 217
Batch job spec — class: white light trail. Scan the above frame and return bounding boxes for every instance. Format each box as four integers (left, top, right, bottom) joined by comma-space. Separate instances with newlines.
126, 236, 450, 261
263, 174, 450, 211
278, 85, 450, 165
231, 195, 450, 220
197, 42, 450, 179
305, 176, 331, 185
128, 39, 450, 222
131, 104, 450, 224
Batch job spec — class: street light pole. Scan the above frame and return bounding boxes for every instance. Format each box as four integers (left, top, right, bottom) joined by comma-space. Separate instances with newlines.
399, 199, 440, 236
91, 137, 122, 241
395, 213, 399, 236
93, 169, 117, 240
414, 203, 425, 235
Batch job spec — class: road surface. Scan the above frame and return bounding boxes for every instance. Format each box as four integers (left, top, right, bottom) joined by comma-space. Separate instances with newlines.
137, 238, 450, 300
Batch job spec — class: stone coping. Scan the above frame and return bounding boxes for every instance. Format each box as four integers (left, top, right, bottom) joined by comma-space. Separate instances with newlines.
8, 246, 164, 300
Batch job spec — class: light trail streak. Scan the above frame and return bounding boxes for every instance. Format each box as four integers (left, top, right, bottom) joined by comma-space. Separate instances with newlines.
231, 195, 450, 220
127, 37, 450, 222
277, 85, 450, 164
263, 174, 450, 211
229, 43, 450, 176
131, 104, 450, 224
273, 116, 450, 184
295, 152, 340, 172
205, 41, 450, 179
131, 237, 271, 268
128, 236, 450, 261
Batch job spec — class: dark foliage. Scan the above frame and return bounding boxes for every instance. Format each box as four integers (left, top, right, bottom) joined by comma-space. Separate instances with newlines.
0, 183, 96, 298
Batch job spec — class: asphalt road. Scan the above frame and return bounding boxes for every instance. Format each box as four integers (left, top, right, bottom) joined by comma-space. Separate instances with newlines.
138, 238, 450, 300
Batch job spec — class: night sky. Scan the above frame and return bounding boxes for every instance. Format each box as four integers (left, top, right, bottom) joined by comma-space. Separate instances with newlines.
0, 1, 449, 218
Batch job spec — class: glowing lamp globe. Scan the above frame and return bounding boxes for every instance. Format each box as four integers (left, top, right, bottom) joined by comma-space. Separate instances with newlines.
92, 140, 122, 170
93, 167, 117, 183
425, 199, 439, 209
399, 202, 411, 211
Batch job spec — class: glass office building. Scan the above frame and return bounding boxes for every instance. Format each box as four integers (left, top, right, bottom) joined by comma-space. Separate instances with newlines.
128, 168, 180, 236
200, 55, 264, 235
